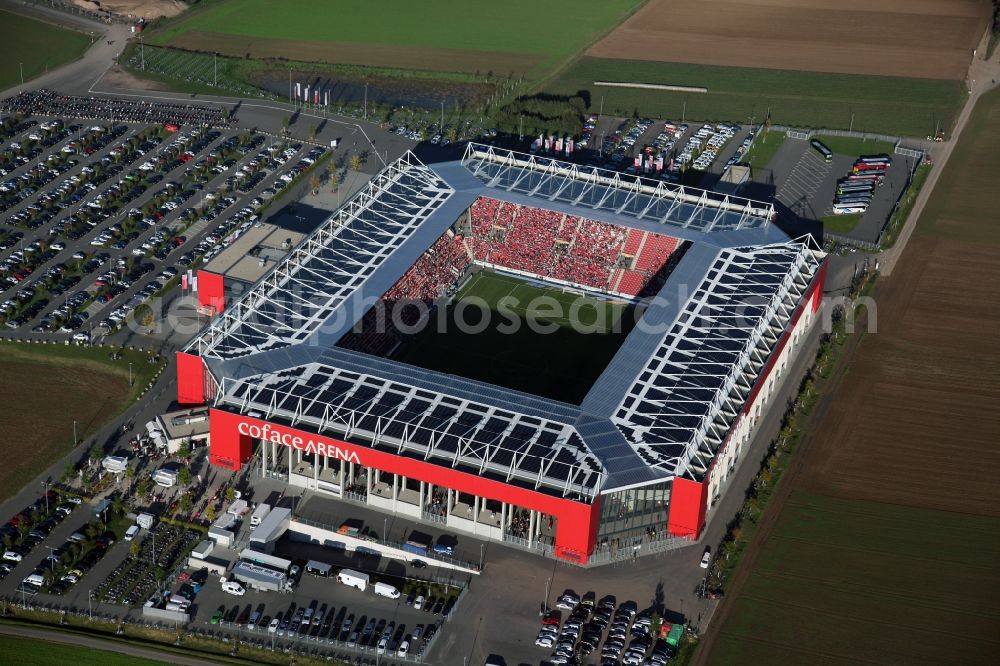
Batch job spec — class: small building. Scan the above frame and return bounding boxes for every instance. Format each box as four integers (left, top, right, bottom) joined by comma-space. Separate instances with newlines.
232, 560, 287, 592
248, 507, 291, 554
148, 407, 210, 455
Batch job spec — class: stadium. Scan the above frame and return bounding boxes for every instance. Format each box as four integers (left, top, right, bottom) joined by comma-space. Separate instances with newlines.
177, 144, 827, 564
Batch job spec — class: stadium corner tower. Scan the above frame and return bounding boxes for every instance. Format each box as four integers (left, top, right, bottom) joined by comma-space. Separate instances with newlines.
177, 144, 826, 564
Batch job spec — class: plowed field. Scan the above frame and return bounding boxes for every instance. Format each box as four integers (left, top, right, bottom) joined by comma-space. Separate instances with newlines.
698, 85, 1000, 665
590, 0, 991, 80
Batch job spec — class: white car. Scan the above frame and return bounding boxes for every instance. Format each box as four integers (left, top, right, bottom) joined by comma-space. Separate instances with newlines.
700, 548, 712, 569
2, 551, 23, 562
221, 580, 246, 596
413, 595, 424, 610
396, 639, 410, 657
268, 617, 280, 633
377, 638, 387, 655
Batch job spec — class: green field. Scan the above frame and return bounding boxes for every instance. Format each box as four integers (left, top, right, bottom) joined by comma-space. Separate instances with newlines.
544, 59, 965, 138
710, 493, 1000, 665
0, 10, 91, 91
392, 271, 636, 403
740, 130, 786, 174
0, 342, 162, 501
0, 635, 170, 665
150, 0, 644, 76
813, 135, 896, 158
820, 213, 863, 234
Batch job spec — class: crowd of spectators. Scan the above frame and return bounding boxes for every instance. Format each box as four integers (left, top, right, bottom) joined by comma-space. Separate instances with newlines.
339, 198, 685, 356
467, 197, 681, 294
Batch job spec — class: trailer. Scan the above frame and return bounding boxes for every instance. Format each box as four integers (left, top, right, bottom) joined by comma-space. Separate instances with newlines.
249, 503, 271, 529
227, 499, 249, 517
232, 561, 286, 592
402, 540, 429, 557
336, 569, 369, 591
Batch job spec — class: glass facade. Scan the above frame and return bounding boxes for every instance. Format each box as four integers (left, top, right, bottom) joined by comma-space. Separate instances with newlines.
596, 481, 672, 546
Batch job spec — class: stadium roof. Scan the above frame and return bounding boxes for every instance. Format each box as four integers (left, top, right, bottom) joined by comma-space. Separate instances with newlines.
193, 148, 824, 499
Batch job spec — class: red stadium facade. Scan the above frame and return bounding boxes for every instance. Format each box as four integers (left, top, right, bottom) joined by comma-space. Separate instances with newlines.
178, 147, 828, 565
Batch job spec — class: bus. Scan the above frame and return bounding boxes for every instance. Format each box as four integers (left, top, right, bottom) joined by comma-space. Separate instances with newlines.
836, 183, 874, 195
852, 161, 889, 174
856, 154, 891, 164
845, 172, 884, 184
833, 203, 868, 215
810, 139, 833, 162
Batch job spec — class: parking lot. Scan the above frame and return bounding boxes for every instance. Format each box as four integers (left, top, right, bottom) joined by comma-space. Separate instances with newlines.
0, 108, 327, 339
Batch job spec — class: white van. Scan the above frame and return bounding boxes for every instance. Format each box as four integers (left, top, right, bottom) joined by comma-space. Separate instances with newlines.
23, 574, 45, 587
165, 601, 189, 612
336, 569, 369, 592
125, 525, 140, 541
222, 580, 246, 596
373, 582, 400, 599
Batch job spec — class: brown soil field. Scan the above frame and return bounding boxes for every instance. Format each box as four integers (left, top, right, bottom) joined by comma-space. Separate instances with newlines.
70, 0, 187, 20
589, 0, 992, 80
0, 347, 132, 501
796, 86, 1000, 513
696, 86, 1000, 665
169, 30, 543, 75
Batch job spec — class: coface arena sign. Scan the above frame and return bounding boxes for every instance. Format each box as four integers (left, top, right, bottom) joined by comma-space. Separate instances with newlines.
237, 421, 361, 464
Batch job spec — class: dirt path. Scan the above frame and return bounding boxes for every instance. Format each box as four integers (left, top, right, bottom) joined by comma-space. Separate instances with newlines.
879, 42, 1000, 276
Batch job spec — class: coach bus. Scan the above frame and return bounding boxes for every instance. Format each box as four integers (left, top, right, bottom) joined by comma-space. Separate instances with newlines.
833, 203, 868, 215
810, 139, 833, 162
836, 183, 874, 195
845, 172, 884, 184
852, 161, 889, 174
856, 154, 891, 164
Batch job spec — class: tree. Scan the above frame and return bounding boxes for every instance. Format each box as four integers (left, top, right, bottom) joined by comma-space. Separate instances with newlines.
309, 173, 320, 194
281, 116, 289, 133
349, 154, 363, 172
446, 125, 458, 143
88, 441, 102, 464
225, 486, 236, 503
125, 465, 135, 483
178, 466, 192, 487
328, 170, 339, 192
177, 440, 190, 460
650, 611, 661, 639
180, 493, 193, 515
129, 540, 140, 558
309, 125, 317, 141
136, 477, 150, 498
61, 463, 75, 483
205, 503, 217, 523
111, 496, 125, 518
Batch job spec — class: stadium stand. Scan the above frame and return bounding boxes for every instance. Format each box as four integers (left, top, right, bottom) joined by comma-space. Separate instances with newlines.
340, 197, 686, 355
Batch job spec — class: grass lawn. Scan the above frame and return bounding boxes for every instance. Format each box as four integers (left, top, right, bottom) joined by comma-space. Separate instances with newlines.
151, 0, 644, 76
545, 59, 965, 138
915, 86, 1000, 246
0, 635, 170, 665
741, 130, 785, 174
813, 135, 896, 158
710, 492, 1000, 665
820, 213, 863, 234
392, 270, 636, 403
0, 341, 163, 501
0, 10, 91, 91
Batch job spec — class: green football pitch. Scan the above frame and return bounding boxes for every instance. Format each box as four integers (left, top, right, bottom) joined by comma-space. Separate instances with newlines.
392, 271, 638, 404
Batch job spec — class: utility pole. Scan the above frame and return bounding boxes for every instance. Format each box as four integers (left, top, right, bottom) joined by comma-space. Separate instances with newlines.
850, 112, 855, 133
73, 420, 77, 446
364, 84, 368, 121
214, 53, 217, 87
88, 590, 93, 620
19, 62, 23, 86
41, 481, 48, 513
128, 362, 133, 386
139, 35, 144, 71
440, 101, 444, 133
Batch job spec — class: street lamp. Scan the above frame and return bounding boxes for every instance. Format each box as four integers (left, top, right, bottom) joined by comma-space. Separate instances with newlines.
41, 481, 49, 513
88, 589, 93, 620
128, 362, 133, 386
73, 420, 77, 446
44, 546, 58, 573
383, 516, 387, 544
479, 543, 484, 571
19, 62, 24, 86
